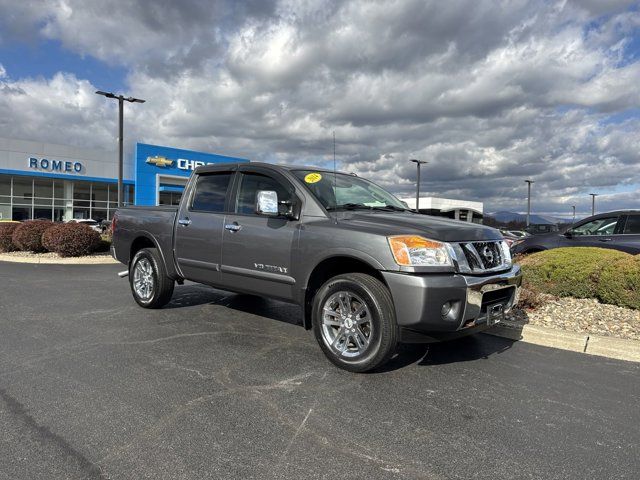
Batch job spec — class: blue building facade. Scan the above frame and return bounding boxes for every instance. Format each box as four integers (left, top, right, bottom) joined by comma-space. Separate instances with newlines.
134, 143, 248, 206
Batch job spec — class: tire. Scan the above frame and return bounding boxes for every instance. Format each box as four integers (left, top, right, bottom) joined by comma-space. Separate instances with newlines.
312, 273, 398, 372
129, 247, 174, 309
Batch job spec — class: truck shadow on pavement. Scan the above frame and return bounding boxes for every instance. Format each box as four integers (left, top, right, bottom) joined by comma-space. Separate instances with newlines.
164, 285, 516, 371
378, 335, 516, 372
164, 284, 302, 325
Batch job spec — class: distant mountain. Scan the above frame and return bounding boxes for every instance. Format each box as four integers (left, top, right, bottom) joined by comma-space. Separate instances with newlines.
489, 211, 562, 225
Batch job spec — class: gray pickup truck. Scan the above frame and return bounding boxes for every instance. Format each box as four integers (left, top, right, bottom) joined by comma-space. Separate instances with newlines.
112, 163, 522, 372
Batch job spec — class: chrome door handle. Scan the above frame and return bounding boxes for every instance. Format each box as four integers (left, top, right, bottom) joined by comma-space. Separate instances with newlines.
178, 218, 192, 226
225, 223, 242, 232
599, 238, 612, 242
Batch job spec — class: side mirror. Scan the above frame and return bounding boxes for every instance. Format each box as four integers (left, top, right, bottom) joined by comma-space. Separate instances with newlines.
564, 230, 573, 239
256, 190, 279, 216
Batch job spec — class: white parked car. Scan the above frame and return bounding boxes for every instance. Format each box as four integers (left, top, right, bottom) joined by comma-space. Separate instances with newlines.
68, 219, 102, 233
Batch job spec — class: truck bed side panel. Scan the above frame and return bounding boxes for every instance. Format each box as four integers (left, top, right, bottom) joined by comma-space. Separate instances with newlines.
113, 206, 179, 279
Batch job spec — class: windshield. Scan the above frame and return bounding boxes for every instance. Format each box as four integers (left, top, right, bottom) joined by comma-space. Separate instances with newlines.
292, 170, 407, 211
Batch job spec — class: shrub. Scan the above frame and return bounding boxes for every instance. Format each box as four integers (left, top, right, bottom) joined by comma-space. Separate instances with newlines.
12, 220, 53, 253
41, 223, 66, 252
598, 255, 640, 310
0, 222, 20, 252
519, 247, 639, 309
41, 222, 101, 257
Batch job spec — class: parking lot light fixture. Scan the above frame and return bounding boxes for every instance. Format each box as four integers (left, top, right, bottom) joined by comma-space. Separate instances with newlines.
410, 159, 428, 212
589, 193, 598, 216
572, 205, 576, 223
95, 90, 146, 208
524, 180, 534, 226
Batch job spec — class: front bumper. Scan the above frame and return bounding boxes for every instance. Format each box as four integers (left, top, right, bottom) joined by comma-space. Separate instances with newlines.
381, 265, 522, 335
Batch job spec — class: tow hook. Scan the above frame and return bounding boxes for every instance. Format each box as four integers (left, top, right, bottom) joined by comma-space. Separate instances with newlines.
118, 270, 129, 278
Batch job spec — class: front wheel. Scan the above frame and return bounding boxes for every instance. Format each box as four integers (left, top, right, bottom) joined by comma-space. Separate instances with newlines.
129, 248, 174, 308
312, 273, 398, 372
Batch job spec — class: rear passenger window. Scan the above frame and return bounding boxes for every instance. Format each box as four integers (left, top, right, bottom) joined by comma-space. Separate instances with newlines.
191, 173, 232, 212
623, 215, 640, 234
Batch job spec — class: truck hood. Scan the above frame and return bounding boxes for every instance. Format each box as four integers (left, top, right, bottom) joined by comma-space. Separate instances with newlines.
335, 211, 502, 242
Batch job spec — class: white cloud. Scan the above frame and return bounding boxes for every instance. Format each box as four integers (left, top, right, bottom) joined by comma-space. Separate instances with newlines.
0, 0, 638, 214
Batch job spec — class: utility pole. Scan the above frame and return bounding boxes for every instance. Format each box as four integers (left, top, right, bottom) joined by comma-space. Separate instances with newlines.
589, 193, 598, 216
95, 91, 145, 207
410, 159, 427, 212
524, 180, 534, 226
571, 205, 576, 223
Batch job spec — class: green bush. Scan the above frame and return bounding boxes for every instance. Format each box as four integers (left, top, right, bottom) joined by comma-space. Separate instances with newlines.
11, 220, 53, 253
519, 247, 639, 309
598, 255, 640, 310
0, 222, 20, 252
41, 222, 101, 257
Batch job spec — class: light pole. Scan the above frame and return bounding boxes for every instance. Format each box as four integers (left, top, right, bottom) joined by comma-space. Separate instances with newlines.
589, 193, 598, 216
410, 159, 427, 212
95, 91, 145, 207
571, 205, 576, 223
524, 180, 534, 226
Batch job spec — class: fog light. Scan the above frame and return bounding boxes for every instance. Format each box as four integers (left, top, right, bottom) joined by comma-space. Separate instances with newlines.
441, 301, 452, 317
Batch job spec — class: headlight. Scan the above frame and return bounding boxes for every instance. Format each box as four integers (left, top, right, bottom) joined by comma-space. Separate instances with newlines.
387, 235, 453, 267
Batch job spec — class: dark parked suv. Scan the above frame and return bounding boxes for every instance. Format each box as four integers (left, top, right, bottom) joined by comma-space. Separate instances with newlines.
511, 210, 640, 255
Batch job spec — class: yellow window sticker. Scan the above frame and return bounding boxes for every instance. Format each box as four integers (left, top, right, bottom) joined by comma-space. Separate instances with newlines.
304, 172, 322, 184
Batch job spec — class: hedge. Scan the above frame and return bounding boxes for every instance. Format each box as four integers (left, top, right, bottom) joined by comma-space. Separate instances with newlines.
11, 220, 53, 253
41, 222, 101, 257
0, 223, 20, 252
519, 247, 639, 310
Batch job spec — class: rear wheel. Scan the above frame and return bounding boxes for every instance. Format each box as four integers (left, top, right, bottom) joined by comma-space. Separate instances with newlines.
312, 273, 398, 372
129, 248, 174, 308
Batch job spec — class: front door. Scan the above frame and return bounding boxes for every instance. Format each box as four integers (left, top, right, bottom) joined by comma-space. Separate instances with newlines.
220, 169, 300, 301
561, 215, 621, 248
174, 171, 234, 285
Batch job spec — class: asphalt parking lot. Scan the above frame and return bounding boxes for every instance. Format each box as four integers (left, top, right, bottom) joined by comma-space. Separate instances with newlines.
0, 262, 638, 480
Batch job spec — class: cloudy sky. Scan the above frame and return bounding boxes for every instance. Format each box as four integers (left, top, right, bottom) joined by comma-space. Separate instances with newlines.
0, 0, 638, 217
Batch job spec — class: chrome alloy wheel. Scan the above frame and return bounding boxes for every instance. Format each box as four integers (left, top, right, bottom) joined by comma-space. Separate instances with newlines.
133, 258, 155, 301
321, 291, 373, 358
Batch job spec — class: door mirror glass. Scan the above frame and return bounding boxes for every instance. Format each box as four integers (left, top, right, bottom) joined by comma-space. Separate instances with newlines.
256, 190, 278, 215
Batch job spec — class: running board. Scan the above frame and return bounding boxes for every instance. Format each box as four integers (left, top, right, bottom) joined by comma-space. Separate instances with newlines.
117, 270, 129, 278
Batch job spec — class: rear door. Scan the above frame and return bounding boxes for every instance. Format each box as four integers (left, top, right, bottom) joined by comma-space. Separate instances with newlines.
174, 170, 235, 285
220, 167, 301, 301
615, 214, 640, 254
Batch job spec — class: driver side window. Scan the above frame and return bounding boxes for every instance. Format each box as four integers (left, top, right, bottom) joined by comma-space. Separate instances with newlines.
570, 217, 618, 236
236, 172, 291, 215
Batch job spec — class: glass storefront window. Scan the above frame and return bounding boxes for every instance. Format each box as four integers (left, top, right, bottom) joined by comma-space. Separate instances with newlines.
34, 179, 53, 199
0, 176, 10, 196
12, 178, 32, 204
0, 176, 133, 221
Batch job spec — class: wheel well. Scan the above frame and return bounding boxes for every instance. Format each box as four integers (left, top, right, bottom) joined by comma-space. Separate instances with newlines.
302, 256, 385, 330
130, 236, 155, 262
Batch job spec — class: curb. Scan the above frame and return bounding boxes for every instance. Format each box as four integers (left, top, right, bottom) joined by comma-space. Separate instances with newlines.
0, 253, 118, 265
483, 323, 640, 363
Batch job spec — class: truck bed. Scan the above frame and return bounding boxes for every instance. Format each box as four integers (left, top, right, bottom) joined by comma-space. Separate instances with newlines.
112, 206, 179, 275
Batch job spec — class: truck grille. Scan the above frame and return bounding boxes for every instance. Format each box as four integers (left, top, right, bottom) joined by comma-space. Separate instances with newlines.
456, 241, 510, 273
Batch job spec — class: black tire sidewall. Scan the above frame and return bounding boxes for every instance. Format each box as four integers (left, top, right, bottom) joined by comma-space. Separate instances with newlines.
129, 248, 166, 308
312, 274, 396, 371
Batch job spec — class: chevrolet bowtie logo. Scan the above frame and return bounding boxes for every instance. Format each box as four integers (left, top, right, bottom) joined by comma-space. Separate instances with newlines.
146, 156, 174, 167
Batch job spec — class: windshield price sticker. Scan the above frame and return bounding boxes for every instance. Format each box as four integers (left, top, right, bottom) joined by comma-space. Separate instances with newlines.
304, 172, 322, 184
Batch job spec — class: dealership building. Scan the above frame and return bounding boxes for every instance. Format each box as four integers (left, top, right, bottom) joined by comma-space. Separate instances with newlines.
0, 137, 247, 222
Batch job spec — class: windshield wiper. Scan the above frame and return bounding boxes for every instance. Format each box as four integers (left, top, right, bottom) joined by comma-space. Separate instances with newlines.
326, 203, 373, 211
371, 204, 407, 212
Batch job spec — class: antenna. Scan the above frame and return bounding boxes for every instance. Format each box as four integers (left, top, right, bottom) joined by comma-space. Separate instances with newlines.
333, 131, 337, 207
